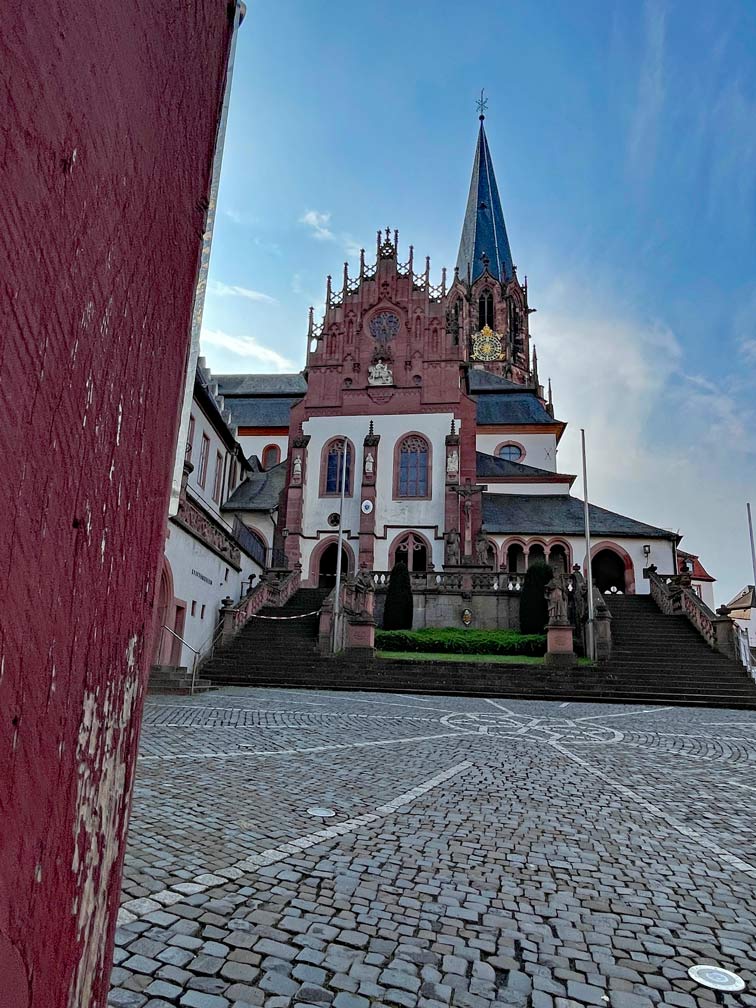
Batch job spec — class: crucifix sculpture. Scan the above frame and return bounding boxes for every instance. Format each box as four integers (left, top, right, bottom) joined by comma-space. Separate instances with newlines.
451, 481, 488, 560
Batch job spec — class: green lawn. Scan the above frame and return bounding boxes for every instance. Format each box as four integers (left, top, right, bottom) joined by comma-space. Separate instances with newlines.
377, 651, 594, 667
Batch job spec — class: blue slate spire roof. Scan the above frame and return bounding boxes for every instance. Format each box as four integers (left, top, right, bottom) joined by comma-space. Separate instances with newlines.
456, 118, 514, 284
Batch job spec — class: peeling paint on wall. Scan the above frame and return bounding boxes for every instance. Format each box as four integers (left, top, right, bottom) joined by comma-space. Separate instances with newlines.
0, 3, 236, 1005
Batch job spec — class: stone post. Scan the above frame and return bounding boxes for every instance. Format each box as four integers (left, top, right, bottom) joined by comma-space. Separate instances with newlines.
220, 596, 238, 646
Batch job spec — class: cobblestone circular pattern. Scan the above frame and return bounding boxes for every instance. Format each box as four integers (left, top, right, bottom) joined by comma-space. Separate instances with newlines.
440, 711, 624, 744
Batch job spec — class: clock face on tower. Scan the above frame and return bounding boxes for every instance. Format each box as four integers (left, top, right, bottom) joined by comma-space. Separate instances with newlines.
471, 324, 504, 362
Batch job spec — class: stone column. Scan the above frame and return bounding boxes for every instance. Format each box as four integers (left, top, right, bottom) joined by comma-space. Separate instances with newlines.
358, 421, 380, 570
283, 429, 309, 571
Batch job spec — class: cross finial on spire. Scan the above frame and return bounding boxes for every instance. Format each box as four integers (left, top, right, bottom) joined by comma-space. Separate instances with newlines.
476, 88, 488, 121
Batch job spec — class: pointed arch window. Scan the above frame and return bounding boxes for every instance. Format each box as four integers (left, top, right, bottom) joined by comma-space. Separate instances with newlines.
396, 434, 430, 498
478, 289, 494, 329
323, 438, 353, 496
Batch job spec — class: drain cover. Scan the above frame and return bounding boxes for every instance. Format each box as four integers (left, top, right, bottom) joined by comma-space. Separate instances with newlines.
307, 807, 336, 818
688, 965, 745, 992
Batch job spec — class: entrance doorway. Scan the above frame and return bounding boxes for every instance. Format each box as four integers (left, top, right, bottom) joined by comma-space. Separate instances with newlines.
593, 548, 627, 593
318, 542, 349, 589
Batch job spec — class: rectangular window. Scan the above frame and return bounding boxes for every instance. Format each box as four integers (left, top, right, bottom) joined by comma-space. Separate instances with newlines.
187, 414, 195, 460
198, 433, 210, 488
191, 601, 196, 617
200, 604, 206, 620
212, 451, 223, 502
228, 459, 238, 493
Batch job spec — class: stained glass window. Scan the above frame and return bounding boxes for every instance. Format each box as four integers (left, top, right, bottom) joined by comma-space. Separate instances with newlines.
398, 436, 429, 497
325, 439, 352, 494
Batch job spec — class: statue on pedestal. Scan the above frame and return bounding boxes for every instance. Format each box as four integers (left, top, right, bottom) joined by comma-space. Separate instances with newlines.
545, 579, 569, 625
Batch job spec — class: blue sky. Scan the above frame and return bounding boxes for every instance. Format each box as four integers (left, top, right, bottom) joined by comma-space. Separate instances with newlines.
202, 0, 756, 604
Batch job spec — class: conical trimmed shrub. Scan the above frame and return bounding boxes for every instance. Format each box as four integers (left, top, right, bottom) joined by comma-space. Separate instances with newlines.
383, 561, 413, 630
519, 560, 554, 634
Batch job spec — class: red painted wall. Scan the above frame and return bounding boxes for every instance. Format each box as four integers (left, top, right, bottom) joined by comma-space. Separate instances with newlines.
0, 4, 234, 1005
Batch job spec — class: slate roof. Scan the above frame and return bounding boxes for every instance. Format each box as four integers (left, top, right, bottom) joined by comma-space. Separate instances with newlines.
482, 493, 678, 539
456, 121, 514, 283
224, 397, 299, 428
476, 392, 557, 426
476, 451, 568, 481
468, 369, 529, 393
222, 461, 287, 513
215, 373, 307, 396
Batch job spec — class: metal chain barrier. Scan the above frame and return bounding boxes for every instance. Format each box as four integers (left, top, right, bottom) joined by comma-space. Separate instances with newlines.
248, 610, 321, 620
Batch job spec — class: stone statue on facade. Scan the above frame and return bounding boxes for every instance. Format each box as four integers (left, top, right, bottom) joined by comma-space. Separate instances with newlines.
545, 578, 569, 625
292, 454, 302, 482
446, 449, 459, 476
368, 361, 393, 386
364, 451, 374, 475
475, 532, 490, 567
446, 528, 461, 566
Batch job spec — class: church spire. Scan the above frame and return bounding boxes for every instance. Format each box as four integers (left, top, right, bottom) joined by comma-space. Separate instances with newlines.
456, 108, 514, 285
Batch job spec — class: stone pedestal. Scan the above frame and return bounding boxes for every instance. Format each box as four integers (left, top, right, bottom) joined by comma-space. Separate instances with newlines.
544, 621, 576, 669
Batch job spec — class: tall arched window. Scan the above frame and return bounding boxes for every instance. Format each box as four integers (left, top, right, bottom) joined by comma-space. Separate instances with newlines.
478, 289, 494, 329
262, 444, 281, 469
323, 438, 352, 495
396, 435, 430, 498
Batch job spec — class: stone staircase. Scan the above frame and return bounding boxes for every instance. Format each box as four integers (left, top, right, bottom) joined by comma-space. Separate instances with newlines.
600, 593, 756, 708
148, 664, 213, 694
204, 589, 756, 709
203, 588, 330, 686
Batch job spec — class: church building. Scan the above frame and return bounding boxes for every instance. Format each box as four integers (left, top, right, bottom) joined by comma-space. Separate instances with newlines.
215, 114, 703, 607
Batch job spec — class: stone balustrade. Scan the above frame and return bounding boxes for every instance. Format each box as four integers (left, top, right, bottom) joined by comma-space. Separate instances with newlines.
218, 566, 301, 646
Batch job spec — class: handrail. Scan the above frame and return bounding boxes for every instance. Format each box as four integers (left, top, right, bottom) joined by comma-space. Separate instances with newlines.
161, 624, 200, 655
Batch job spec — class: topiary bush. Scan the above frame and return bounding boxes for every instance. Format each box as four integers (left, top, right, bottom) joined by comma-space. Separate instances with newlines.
382, 560, 413, 630
375, 627, 546, 656
519, 560, 554, 634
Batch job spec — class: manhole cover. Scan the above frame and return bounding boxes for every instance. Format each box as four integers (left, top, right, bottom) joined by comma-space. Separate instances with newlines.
307, 807, 336, 818
688, 964, 745, 992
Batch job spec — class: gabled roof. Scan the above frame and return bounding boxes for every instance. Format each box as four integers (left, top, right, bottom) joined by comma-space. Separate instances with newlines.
677, 550, 716, 582
468, 369, 529, 393
482, 493, 678, 539
476, 451, 570, 481
222, 461, 287, 513
726, 585, 755, 611
215, 373, 307, 396
456, 120, 514, 284
476, 392, 558, 426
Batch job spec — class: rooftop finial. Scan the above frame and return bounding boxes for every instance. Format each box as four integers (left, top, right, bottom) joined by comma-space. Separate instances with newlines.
476, 88, 488, 121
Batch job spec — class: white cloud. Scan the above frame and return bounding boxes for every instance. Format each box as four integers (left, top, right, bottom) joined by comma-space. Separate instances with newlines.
299, 209, 334, 241
534, 280, 754, 604
207, 280, 276, 304
200, 328, 295, 372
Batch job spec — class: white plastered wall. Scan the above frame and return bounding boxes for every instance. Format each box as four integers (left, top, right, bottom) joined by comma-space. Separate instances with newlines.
299, 412, 454, 580
476, 431, 558, 470
164, 524, 262, 668
236, 433, 289, 466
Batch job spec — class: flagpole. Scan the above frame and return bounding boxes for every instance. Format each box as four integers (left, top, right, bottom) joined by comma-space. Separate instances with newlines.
332, 438, 348, 652
581, 429, 595, 661
748, 503, 756, 588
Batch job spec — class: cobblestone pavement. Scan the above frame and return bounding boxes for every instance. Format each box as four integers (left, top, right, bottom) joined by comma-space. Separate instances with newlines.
109, 689, 756, 1008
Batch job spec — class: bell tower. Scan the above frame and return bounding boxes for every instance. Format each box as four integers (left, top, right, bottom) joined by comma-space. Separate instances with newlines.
451, 99, 536, 389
